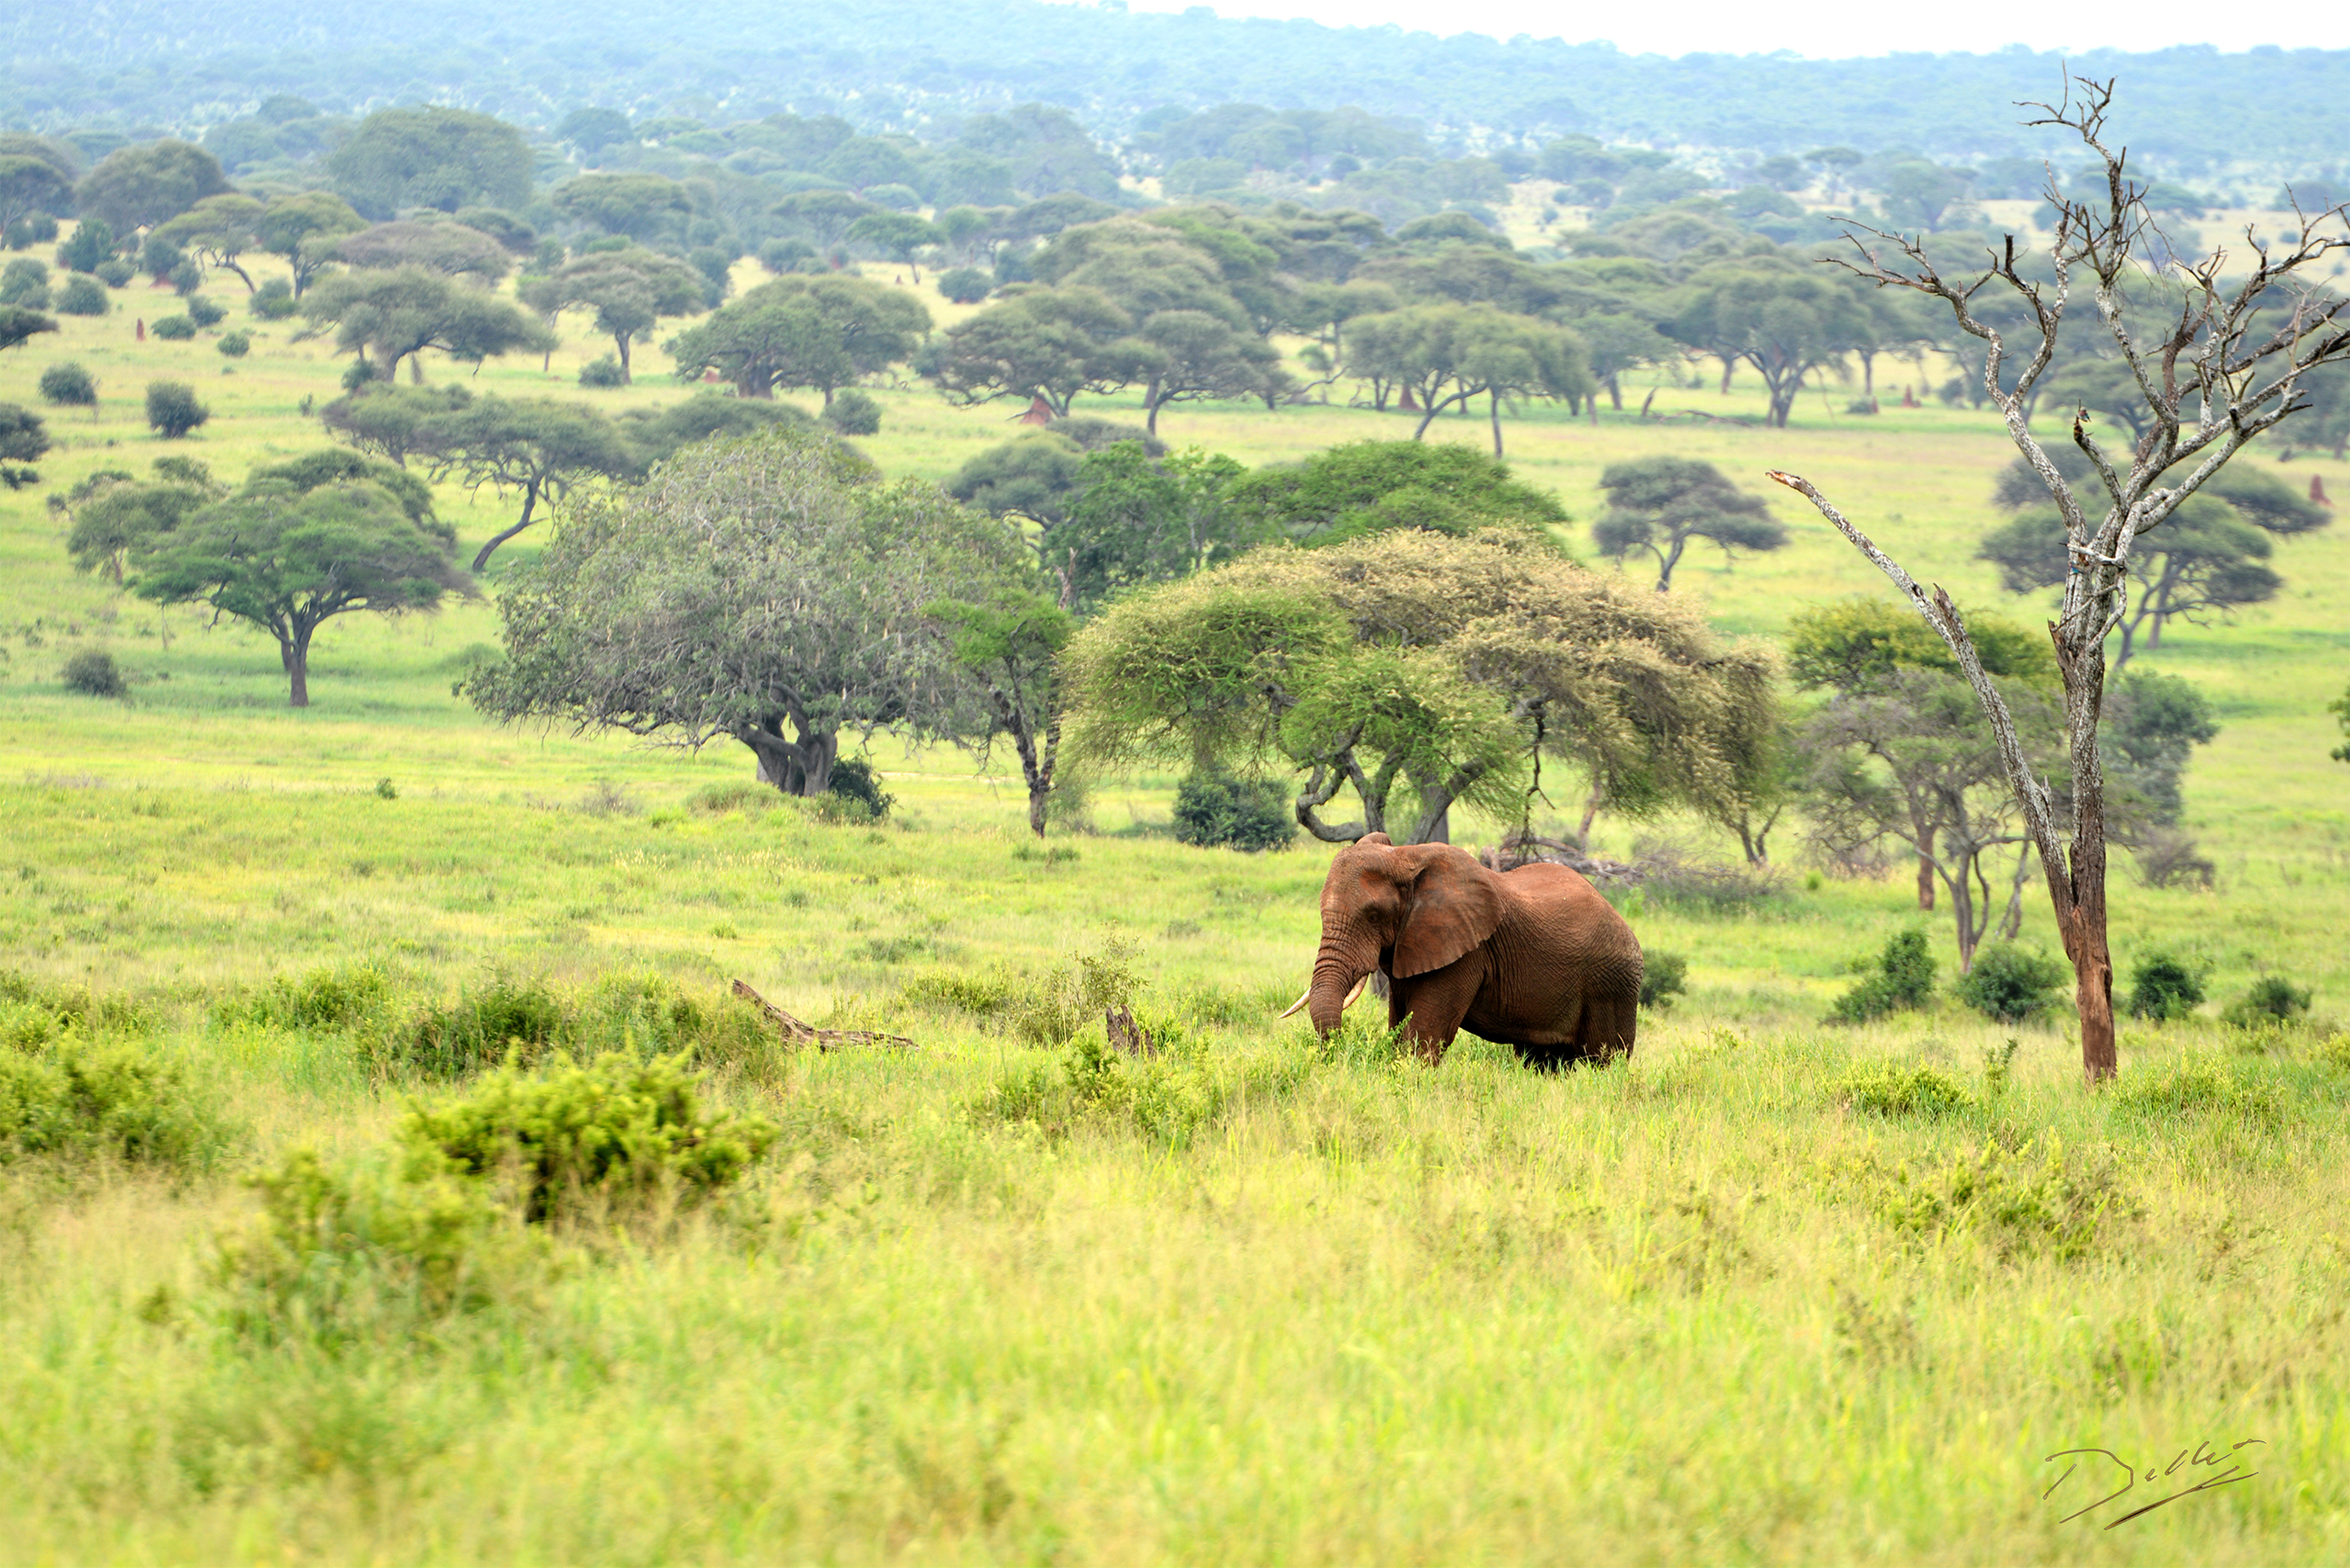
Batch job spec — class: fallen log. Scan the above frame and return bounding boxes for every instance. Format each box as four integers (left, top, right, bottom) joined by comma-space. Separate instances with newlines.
731, 978, 918, 1052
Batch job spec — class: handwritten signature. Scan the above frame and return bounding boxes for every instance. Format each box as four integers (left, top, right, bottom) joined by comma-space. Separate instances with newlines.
2041, 1438, 2265, 1528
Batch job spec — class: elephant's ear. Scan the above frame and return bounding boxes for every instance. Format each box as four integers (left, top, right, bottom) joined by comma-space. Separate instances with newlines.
1391, 847, 1504, 978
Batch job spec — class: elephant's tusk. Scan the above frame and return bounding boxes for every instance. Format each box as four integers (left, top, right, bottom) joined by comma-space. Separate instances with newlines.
1277, 987, 1312, 1019
1341, 974, 1370, 1010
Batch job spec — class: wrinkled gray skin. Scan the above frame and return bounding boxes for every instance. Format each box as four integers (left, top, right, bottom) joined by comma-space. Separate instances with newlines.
1306, 832, 1643, 1067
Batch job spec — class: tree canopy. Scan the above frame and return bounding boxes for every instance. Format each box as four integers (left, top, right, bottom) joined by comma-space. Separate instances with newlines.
328, 107, 533, 216
665, 275, 927, 402
465, 429, 1024, 795
522, 247, 706, 383
1591, 455, 1785, 592
75, 140, 230, 232
300, 265, 554, 382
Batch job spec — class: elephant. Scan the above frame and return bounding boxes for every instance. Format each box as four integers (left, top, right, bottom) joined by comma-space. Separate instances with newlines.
1281, 832, 1643, 1067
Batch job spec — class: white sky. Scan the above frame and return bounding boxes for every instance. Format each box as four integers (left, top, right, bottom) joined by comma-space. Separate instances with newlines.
1100, 0, 2350, 59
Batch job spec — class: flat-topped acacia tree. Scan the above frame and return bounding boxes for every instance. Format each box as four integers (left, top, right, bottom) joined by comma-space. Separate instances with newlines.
1770, 78, 2350, 1083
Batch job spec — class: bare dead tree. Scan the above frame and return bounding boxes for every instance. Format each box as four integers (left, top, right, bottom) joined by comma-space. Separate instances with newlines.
1769, 76, 2350, 1084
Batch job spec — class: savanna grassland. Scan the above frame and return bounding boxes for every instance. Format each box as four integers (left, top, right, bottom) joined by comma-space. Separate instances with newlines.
2, 253, 2348, 1565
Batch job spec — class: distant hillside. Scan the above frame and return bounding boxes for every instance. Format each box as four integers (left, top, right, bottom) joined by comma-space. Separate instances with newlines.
5, 0, 2344, 176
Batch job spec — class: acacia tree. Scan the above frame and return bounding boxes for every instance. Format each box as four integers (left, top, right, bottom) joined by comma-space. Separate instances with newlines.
525, 247, 706, 383
52, 457, 222, 582
1061, 530, 1777, 846
1674, 255, 1871, 427
926, 586, 1073, 837
125, 452, 469, 706
1593, 456, 1786, 592
411, 394, 644, 570
666, 276, 928, 403
1774, 78, 2350, 1083
300, 265, 554, 382
1346, 303, 1590, 453
923, 286, 1147, 415
465, 430, 1025, 795
255, 191, 367, 297
150, 194, 267, 291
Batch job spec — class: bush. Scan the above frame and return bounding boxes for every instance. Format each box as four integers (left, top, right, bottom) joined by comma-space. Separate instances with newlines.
397, 1051, 777, 1223
60, 648, 125, 697
823, 388, 882, 435
0, 1035, 229, 1170
215, 964, 395, 1034
2222, 975, 2312, 1028
54, 274, 107, 315
5, 213, 58, 249
1640, 952, 1688, 1010
818, 757, 894, 822
1827, 930, 1936, 1022
1954, 942, 2068, 1023
145, 380, 210, 438
937, 266, 992, 304
1834, 1061, 1973, 1117
168, 259, 203, 295
150, 314, 198, 341
1856, 1134, 2137, 1260
2113, 1057, 2280, 1122
185, 294, 227, 328
370, 972, 571, 1078
37, 361, 96, 408
0, 257, 50, 308
2127, 951, 2205, 1021
94, 257, 134, 288
362, 970, 784, 1084
758, 238, 819, 274
252, 278, 298, 319
217, 330, 251, 358
1171, 770, 1293, 852
578, 355, 627, 388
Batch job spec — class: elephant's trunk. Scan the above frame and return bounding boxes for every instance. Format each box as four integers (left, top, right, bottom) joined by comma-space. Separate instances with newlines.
1305, 931, 1378, 1037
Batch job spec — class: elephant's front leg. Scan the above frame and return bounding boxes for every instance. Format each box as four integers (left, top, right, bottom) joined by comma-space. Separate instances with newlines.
1389, 960, 1484, 1065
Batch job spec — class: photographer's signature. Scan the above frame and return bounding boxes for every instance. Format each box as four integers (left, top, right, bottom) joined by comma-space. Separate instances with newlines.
2042, 1438, 2265, 1527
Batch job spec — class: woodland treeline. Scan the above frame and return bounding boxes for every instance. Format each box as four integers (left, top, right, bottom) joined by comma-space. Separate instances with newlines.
9, 0, 2350, 179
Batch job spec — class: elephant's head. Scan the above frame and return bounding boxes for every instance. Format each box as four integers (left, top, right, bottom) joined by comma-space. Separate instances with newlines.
1293, 833, 1503, 1036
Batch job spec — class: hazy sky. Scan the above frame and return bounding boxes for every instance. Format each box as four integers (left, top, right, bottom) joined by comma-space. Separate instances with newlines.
1104, 0, 2348, 58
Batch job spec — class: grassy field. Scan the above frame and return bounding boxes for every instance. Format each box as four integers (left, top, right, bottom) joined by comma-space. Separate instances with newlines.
1, 253, 2347, 1563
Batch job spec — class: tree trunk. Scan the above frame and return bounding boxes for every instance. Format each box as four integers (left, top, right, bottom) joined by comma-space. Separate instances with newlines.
1488, 389, 1503, 457
1146, 380, 1162, 436
614, 331, 633, 385
471, 480, 541, 572
409, 355, 425, 385
284, 626, 312, 708
1608, 373, 1623, 411
746, 723, 839, 797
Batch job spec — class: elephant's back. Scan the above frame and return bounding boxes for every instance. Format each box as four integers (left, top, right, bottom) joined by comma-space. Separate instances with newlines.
1497, 862, 1644, 987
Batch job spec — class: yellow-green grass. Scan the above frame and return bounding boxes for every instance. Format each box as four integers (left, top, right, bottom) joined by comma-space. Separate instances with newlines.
1, 260, 2347, 1563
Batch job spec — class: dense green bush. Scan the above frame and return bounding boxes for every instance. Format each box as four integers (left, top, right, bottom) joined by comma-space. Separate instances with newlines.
363, 970, 785, 1083
150, 314, 198, 341
936, 266, 992, 304
38, 361, 96, 407
1856, 1134, 2137, 1261
216, 963, 395, 1034
816, 757, 895, 823
1640, 952, 1688, 1011
1172, 770, 1293, 852
1834, 1061, 1973, 1117
251, 278, 298, 319
1827, 930, 1936, 1022
185, 294, 227, 328
400, 1051, 778, 1223
578, 355, 627, 388
94, 257, 135, 288
0, 257, 49, 308
0, 1033, 228, 1170
823, 387, 883, 435
369, 971, 571, 1077
2222, 975, 2312, 1028
144, 379, 209, 437
60, 648, 125, 696
217, 330, 250, 358
2127, 951, 2206, 1021
1954, 942, 2068, 1023
55, 273, 107, 315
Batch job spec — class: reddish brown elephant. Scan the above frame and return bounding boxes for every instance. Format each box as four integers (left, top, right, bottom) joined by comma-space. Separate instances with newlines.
1283, 832, 1643, 1067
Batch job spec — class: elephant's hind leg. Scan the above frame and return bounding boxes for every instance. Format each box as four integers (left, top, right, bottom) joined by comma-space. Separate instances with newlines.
1577, 988, 1638, 1064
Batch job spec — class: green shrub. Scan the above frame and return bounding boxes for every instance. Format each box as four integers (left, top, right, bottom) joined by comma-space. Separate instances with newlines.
823, 388, 882, 435
1002, 937, 1142, 1048
150, 314, 198, 341
38, 360, 96, 407
1857, 1134, 2136, 1261
1640, 952, 1688, 1011
2222, 975, 2312, 1028
94, 257, 135, 288
216, 964, 395, 1034
144, 380, 209, 438
0, 969, 156, 1037
936, 266, 992, 304
2127, 951, 2205, 1021
251, 279, 297, 319
60, 648, 125, 696
817, 757, 894, 823
904, 969, 1019, 1018
1827, 930, 1936, 1022
1834, 1060, 1973, 1117
0, 1035, 228, 1170
55, 273, 107, 316
1954, 942, 2068, 1023
185, 294, 227, 328
685, 780, 782, 816
400, 1051, 777, 1223
369, 972, 571, 1077
0, 257, 49, 307
578, 355, 627, 388
217, 330, 250, 358
1171, 769, 1293, 852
